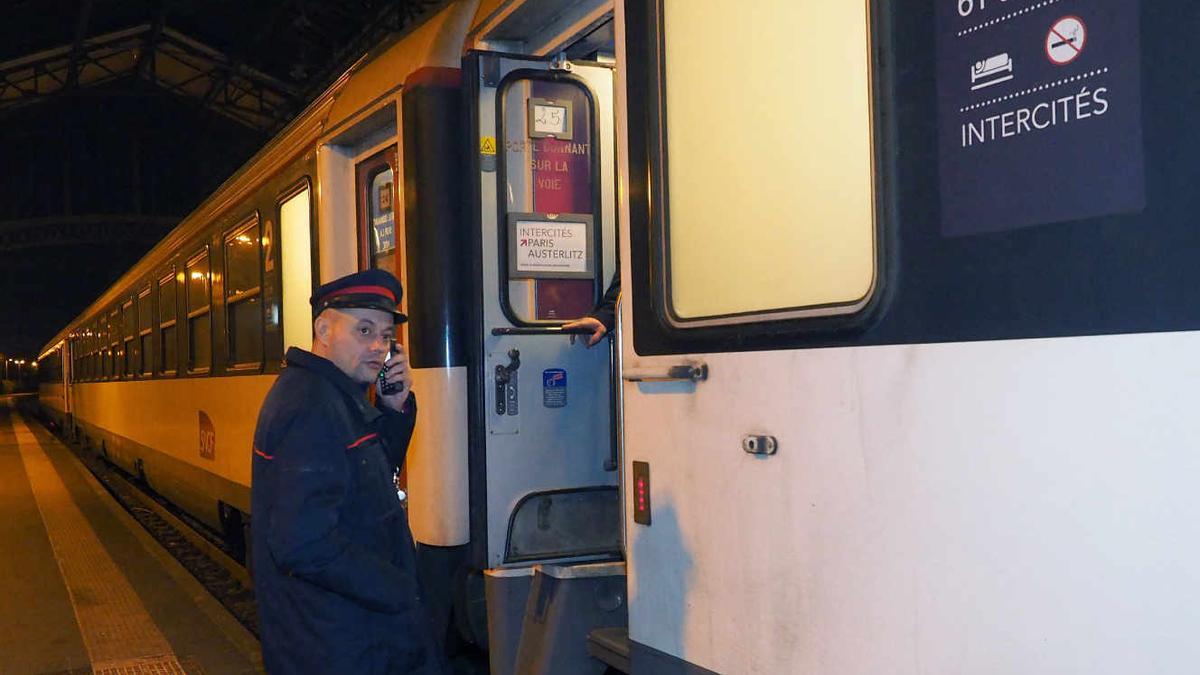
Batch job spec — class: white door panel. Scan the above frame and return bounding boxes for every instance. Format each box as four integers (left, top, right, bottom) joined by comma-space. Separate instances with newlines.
622, 332, 1200, 673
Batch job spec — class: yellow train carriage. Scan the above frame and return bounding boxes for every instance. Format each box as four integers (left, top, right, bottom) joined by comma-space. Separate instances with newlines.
38, 1, 477, 537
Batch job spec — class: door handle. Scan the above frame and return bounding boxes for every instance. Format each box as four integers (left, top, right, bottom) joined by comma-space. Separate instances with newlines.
622, 362, 708, 383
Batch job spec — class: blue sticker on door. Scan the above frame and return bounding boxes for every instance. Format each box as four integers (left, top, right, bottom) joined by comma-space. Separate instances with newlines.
937, 0, 1144, 236
543, 368, 567, 408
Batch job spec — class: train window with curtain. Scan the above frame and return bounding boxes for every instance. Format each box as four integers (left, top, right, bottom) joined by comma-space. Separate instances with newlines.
97, 314, 106, 374
101, 316, 109, 379
88, 319, 98, 379
159, 271, 177, 374
224, 217, 263, 368
138, 286, 152, 375
108, 310, 120, 378
628, 0, 879, 342
186, 249, 212, 373
70, 338, 79, 383
122, 299, 136, 377
93, 320, 102, 380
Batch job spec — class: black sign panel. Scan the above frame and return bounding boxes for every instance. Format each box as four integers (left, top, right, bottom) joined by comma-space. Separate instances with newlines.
937, 0, 1144, 236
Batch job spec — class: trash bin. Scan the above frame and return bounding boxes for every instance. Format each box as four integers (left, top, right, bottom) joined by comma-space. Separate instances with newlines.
484, 566, 536, 675
514, 561, 627, 675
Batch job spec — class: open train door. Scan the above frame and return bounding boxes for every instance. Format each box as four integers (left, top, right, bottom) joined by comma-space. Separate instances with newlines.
616, 0, 886, 673
464, 44, 625, 673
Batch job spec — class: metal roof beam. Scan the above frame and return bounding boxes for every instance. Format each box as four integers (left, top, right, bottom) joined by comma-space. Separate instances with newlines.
65, 0, 95, 89
137, 6, 168, 84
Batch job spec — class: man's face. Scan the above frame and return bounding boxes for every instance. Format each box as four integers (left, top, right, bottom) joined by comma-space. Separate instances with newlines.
313, 307, 396, 385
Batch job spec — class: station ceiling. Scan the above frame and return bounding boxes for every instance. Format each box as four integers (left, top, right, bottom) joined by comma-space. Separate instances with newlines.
1, 0, 440, 132
0, 0, 439, 359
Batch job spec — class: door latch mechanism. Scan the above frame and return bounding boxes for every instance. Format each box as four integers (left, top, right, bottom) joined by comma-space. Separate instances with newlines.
495, 349, 521, 415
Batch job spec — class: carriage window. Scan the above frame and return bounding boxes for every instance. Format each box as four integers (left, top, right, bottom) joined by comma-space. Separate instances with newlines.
655, 0, 876, 325
159, 271, 177, 374
71, 340, 81, 383
356, 147, 398, 274
138, 286, 152, 375
95, 320, 104, 379
108, 310, 120, 378
186, 250, 212, 372
122, 299, 136, 376
225, 218, 263, 367
90, 321, 98, 380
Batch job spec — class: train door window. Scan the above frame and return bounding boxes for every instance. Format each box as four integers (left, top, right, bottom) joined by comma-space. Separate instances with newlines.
186, 249, 212, 373
628, 0, 878, 337
355, 147, 398, 274
122, 299, 136, 377
108, 310, 119, 378
224, 217, 264, 368
279, 184, 313, 352
158, 271, 177, 375
498, 77, 601, 323
137, 286, 152, 375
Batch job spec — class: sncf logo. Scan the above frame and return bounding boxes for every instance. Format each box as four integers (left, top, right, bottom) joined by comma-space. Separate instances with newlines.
199, 411, 216, 460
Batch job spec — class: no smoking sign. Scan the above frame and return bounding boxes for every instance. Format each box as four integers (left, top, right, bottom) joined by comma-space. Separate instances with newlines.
1046, 16, 1087, 65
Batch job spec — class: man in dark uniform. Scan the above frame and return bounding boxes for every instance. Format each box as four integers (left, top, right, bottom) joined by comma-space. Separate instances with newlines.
251, 269, 445, 674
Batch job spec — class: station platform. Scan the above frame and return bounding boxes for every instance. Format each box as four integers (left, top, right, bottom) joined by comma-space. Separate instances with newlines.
0, 397, 262, 675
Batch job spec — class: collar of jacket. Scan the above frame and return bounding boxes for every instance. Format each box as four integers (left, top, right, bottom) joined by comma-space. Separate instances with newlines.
284, 347, 382, 424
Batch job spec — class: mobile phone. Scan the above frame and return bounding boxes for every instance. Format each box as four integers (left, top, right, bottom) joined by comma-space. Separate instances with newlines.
378, 342, 400, 396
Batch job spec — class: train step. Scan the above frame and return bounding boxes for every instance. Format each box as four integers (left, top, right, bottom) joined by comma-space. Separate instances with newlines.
587, 626, 631, 674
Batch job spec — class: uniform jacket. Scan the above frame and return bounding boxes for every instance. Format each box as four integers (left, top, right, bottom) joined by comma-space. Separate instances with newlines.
251, 347, 444, 674
589, 271, 620, 332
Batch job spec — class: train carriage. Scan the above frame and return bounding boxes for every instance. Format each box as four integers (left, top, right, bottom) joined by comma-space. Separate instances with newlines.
39, 0, 1200, 673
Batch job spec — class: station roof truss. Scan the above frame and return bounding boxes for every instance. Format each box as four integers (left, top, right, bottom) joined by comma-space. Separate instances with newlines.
0, 0, 445, 133
0, 23, 297, 132
0, 215, 174, 252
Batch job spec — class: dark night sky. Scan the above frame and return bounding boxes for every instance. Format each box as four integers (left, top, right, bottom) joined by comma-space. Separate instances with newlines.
0, 87, 265, 360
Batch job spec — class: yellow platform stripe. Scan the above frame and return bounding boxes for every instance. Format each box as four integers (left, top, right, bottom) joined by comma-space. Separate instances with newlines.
11, 413, 187, 674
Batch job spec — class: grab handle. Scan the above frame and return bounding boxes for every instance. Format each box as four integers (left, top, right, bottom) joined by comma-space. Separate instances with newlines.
622, 362, 708, 383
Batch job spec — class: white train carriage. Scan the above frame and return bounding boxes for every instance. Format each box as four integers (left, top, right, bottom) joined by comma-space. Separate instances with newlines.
38, 0, 1200, 673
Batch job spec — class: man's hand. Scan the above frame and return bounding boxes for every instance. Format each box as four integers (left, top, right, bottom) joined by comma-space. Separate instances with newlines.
562, 316, 607, 347
378, 344, 414, 411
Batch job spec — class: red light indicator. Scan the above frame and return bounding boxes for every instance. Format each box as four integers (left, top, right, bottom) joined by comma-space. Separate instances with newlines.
632, 461, 651, 525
